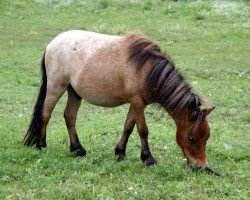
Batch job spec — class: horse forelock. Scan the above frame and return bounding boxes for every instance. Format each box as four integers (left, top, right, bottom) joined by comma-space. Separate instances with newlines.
126, 34, 202, 117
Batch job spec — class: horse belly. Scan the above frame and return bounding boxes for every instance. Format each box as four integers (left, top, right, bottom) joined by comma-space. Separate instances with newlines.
81, 91, 126, 107
75, 65, 128, 107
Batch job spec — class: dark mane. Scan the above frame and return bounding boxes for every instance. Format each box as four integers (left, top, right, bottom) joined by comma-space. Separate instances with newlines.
126, 34, 202, 116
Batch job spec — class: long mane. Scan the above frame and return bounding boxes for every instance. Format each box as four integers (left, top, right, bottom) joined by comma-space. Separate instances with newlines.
126, 34, 202, 116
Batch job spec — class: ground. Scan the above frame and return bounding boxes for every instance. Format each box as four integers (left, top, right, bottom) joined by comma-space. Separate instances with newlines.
0, 0, 249, 199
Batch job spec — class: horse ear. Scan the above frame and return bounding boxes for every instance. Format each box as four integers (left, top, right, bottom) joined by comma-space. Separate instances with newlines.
202, 107, 215, 116
189, 110, 198, 121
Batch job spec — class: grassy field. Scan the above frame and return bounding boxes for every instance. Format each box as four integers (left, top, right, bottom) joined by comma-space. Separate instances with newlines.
0, 0, 249, 199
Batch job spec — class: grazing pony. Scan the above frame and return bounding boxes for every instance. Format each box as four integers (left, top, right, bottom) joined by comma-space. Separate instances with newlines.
24, 30, 214, 169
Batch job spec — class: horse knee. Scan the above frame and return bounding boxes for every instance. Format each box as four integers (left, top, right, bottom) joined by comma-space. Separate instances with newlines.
64, 111, 76, 127
41, 112, 51, 123
124, 127, 133, 135
137, 128, 148, 138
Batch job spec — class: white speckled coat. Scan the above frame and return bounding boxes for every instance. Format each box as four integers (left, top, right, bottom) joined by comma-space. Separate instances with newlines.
45, 30, 146, 107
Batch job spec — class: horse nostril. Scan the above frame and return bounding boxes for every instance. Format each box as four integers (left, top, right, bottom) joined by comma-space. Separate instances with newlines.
193, 161, 207, 169
201, 160, 208, 169
187, 159, 207, 169
187, 159, 197, 168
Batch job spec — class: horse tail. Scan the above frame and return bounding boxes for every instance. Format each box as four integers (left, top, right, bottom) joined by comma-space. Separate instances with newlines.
23, 53, 47, 146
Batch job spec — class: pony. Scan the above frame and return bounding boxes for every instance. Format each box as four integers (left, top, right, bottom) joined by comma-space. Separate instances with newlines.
24, 30, 215, 169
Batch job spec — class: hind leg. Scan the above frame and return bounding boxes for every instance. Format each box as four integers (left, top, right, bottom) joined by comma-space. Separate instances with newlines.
115, 106, 135, 161
64, 86, 86, 156
37, 85, 67, 149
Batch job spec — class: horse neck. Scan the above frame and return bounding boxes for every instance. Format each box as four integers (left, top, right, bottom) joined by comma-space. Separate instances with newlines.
144, 58, 198, 118
164, 106, 189, 123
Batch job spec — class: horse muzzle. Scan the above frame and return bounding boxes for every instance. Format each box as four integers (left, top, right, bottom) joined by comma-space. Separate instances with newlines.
187, 157, 207, 169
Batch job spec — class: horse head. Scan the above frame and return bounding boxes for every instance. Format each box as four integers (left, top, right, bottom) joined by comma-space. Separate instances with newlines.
174, 107, 215, 169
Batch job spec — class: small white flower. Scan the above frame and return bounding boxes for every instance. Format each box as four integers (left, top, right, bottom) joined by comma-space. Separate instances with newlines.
224, 143, 233, 151
239, 72, 244, 77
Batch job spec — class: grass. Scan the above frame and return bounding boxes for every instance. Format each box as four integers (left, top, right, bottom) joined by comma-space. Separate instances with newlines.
0, 0, 249, 199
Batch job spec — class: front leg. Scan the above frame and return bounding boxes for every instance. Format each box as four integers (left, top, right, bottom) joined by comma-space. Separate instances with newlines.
138, 128, 157, 165
130, 96, 157, 166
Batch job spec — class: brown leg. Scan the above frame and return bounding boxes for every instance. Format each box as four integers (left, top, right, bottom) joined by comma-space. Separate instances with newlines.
115, 106, 135, 161
38, 88, 66, 149
64, 86, 86, 156
130, 96, 157, 165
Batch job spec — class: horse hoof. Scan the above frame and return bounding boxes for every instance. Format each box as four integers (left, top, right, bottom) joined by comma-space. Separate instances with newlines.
115, 147, 127, 161
141, 152, 157, 166
70, 145, 86, 157
75, 148, 86, 157
70, 147, 86, 157
36, 141, 47, 150
145, 156, 157, 166
117, 154, 127, 161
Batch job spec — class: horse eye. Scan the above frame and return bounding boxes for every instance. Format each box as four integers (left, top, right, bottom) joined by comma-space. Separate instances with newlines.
188, 136, 196, 144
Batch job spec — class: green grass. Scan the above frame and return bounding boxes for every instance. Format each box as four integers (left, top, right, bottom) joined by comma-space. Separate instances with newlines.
0, 0, 249, 199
